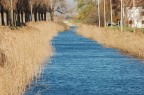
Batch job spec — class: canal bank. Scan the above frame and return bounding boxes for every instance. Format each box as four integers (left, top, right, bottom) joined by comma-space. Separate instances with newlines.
76, 24, 144, 59
0, 21, 66, 95
26, 27, 144, 95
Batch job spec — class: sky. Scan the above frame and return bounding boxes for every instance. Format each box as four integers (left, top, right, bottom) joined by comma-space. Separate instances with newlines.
55, 0, 77, 16
65, 0, 76, 8
65, 0, 77, 16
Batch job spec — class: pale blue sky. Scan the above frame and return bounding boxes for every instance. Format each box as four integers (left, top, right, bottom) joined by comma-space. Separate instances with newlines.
65, 0, 76, 8
65, 0, 77, 15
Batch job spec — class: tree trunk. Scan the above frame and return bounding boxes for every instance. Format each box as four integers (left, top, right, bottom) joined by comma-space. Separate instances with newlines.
13, 11, 16, 26
1, 6, 5, 25
97, 0, 100, 27
38, 12, 41, 21
6, 11, 10, 26
28, 13, 31, 21
110, 0, 113, 27
9, 10, 13, 26
17, 11, 20, 24
21, 12, 24, 24
25, 11, 28, 22
123, 9, 128, 27
34, 12, 37, 21
44, 11, 46, 21
120, 0, 123, 31
104, 0, 106, 27
30, 4, 33, 21
30, 13, 33, 21
41, 13, 44, 20
50, 10, 54, 21
25, 11, 30, 22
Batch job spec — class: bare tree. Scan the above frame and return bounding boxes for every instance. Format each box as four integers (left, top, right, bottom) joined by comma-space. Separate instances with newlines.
49, 0, 67, 21
110, 0, 113, 27
97, 0, 100, 27
120, 0, 123, 31
0, 0, 67, 26
0, 4, 5, 25
0, 0, 18, 26
104, 0, 106, 27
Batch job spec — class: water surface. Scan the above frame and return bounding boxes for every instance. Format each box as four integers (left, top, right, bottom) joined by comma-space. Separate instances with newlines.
26, 27, 144, 95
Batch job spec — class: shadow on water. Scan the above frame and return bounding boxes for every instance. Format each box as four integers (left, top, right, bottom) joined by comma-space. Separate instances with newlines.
26, 27, 144, 95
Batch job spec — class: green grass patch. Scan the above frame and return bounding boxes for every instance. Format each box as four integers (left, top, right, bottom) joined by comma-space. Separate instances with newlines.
106, 26, 144, 33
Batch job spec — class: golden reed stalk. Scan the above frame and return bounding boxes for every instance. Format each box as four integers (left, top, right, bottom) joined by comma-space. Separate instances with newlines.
77, 24, 144, 58
0, 21, 66, 95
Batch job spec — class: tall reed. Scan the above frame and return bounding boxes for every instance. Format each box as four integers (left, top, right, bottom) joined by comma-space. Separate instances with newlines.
77, 24, 144, 59
0, 21, 66, 95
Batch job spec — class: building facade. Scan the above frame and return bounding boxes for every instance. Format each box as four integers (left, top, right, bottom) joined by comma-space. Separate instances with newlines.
127, 7, 144, 28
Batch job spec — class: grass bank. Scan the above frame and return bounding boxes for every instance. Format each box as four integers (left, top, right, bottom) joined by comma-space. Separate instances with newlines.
0, 21, 66, 95
77, 24, 144, 59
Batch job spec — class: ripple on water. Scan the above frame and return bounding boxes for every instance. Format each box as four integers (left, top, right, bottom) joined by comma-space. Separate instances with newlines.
26, 27, 144, 95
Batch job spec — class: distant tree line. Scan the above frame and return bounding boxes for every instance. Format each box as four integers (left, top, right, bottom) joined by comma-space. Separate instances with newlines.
0, 0, 66, 26
75, 0, 144, 28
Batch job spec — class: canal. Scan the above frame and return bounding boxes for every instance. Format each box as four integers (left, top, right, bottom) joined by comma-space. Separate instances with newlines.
26, 27, 144, 95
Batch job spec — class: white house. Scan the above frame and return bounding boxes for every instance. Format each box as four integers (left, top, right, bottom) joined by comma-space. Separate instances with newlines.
127, 7, 144, 28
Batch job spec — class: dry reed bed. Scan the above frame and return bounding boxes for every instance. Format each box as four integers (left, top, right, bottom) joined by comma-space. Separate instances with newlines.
77, 24, 144, 58
0, 21, 66, 95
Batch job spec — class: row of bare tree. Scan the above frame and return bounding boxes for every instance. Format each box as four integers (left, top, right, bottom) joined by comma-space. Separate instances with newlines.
75, 0, 143, 30
101, 0, 144, 30
0, 0, 66, 26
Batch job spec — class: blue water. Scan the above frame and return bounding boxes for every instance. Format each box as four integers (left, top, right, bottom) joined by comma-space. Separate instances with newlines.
26, 27, 144, 95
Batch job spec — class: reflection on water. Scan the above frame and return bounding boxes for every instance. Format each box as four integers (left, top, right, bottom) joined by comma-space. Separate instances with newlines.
26, 27, 144, 95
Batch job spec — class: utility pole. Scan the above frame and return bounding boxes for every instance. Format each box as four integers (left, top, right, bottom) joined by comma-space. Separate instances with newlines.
51, 0, 53, 9
30, 0, 33, 21
97, 0, 101, 27
120, 0, 123, 31
44, 0, 46, 21
133, 0, 135, 7
133, 0, 136, 31
104, 0, 106, 27
10, 0, 13, 25
50, 0, 54, 21
110, 0, 113, 27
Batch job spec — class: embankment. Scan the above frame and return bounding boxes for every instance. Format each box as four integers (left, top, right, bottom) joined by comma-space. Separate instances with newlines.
77, 24, 144, 58
0, 21, 66, 95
